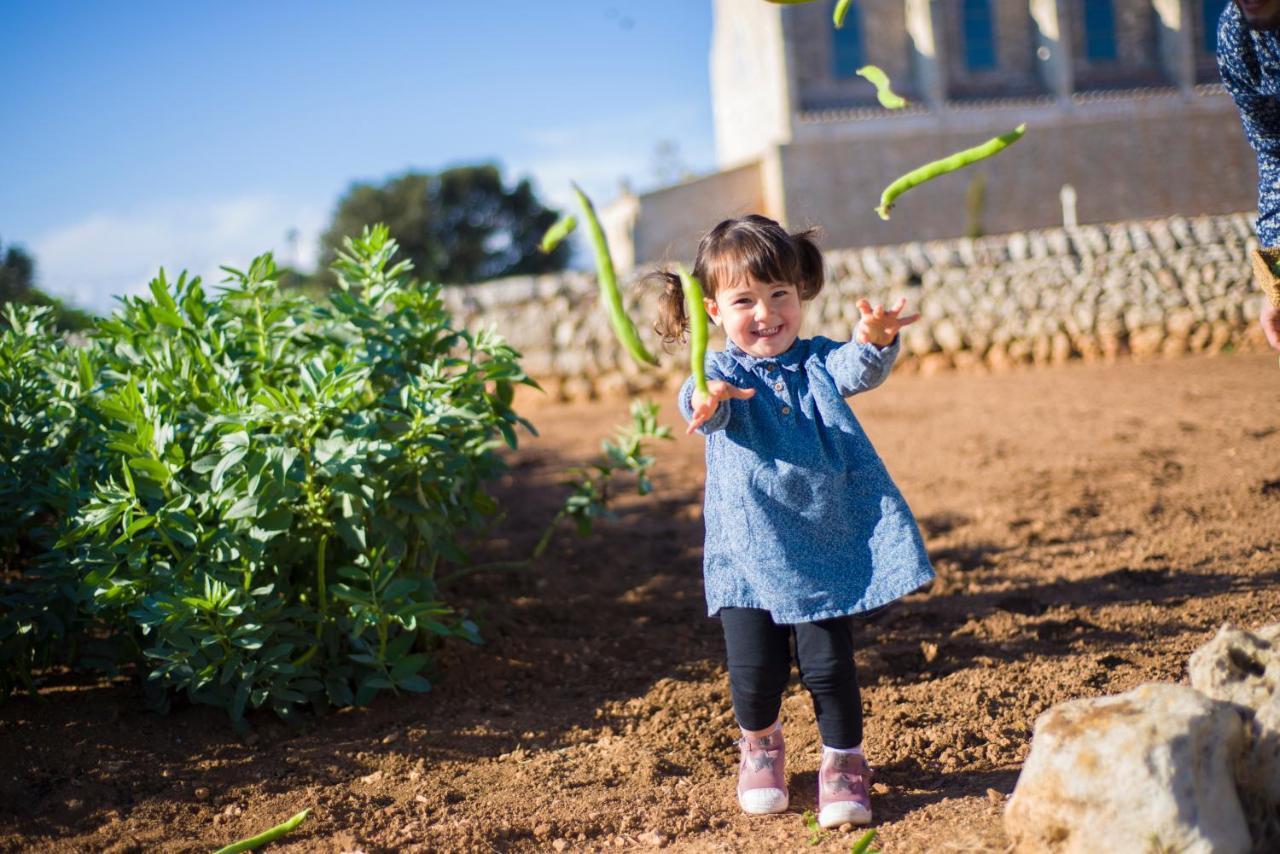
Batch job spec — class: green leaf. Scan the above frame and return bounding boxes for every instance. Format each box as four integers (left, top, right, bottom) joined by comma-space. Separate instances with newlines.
211, 447, 247, 491
396, 675, 431, 693
223, 495, 259, 521
128, 457, 171, 485
256, 508, 294, 532
389, 653, 428, 681
149, 273, 179, 312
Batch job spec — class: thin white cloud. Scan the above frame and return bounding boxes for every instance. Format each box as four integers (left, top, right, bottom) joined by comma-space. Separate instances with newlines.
32, 195, 328, 313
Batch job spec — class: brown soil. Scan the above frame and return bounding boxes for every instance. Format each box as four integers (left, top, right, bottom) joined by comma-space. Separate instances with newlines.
2, 352, 1279, 854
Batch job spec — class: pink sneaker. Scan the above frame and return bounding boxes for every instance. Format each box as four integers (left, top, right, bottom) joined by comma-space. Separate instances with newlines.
817, 749, 872, 828
736, 724, 788, 814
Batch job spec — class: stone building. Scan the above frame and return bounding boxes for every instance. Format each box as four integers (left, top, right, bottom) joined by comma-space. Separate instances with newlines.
602, 0, 1256, 272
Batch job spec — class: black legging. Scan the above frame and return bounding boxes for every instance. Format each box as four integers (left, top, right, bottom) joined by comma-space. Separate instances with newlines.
720, 607, 862, 749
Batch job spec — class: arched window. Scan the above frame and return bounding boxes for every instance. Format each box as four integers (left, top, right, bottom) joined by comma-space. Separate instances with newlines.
1083, 0, 1117, 62
1201, 0, 1229, 54
962, 0, 997, 71
831, 1, 864, 78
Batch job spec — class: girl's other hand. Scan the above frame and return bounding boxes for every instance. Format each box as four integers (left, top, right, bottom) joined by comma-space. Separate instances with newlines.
688, 380, 755, 434
855, 297, 920, 347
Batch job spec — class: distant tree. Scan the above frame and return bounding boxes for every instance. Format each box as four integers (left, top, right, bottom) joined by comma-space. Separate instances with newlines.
0, 238, 94, 331
318, 164, 571, 286
0, 239, 35, 302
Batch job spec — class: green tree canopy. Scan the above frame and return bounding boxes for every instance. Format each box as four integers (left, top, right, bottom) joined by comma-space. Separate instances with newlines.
318, 165, 571, 285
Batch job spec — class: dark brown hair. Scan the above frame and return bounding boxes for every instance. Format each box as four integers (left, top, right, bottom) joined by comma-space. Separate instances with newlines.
650, 215, 824, 344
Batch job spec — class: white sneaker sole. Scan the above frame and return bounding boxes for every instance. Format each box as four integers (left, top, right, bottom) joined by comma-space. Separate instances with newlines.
818, 801, 872, 828
739, 787, 789, 814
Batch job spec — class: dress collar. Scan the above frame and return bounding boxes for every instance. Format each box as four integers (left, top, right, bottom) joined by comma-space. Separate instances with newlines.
724, 338, 808, 372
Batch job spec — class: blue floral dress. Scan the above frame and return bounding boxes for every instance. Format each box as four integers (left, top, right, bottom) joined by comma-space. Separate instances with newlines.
678, 336, 935, 623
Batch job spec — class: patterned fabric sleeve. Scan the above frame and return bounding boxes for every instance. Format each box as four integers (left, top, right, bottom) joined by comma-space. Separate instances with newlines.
676, 358, 733, 434
1219, 5, 1280, 246
816, 335, 901, 397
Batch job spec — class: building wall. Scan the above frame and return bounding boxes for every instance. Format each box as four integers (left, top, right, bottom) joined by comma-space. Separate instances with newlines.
942, 0, 1046, 99
778, 91, 1252, 248
1072, 0, 1166, 89
791, 0, 915, 111
631, 162, 767, 266
710, 0, 791, 168
1194, 0, 1229, 83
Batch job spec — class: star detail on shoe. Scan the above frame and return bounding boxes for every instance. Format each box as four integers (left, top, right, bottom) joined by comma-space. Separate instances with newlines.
831, 753, 857, 771
826, 773, 858, 794
750, 752, 777, 772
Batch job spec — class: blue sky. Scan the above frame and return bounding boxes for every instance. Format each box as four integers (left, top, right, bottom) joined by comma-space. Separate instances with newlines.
1, 1, 715, 311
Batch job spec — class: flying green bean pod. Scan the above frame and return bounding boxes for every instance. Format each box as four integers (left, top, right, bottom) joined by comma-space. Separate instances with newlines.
676, 264, 710, 397
213, 808, 310, 854
834, 0, 852, 28
539, 214, 577, 254
856, 64, 906, 109
572, 183, 659, 367
876, 123, 1026, 221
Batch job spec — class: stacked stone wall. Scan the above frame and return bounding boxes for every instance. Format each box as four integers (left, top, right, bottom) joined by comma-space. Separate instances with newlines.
441, 212, 1269, 401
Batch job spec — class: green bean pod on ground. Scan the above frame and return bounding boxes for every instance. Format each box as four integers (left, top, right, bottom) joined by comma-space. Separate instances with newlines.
212, 808, 310, 854
876, 123, 1026, 220
572, 183, 659, 368
676, 264, 710, 397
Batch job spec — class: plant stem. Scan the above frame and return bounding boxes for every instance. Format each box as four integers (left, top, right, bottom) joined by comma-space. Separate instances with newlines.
315, 534, 329, 622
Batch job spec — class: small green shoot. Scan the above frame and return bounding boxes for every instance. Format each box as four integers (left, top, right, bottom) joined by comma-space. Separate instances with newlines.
802, 809, 829, 846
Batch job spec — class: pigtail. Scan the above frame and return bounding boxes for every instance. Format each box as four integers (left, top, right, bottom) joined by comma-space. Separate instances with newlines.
791, 226, 826, 301
648, 269, 690, 345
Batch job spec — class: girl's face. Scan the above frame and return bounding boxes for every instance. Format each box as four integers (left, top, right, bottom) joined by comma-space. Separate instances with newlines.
707, 276, 803, 358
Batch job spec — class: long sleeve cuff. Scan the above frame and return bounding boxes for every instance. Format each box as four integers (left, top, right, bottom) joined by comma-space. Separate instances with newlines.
678, 376, 731, 434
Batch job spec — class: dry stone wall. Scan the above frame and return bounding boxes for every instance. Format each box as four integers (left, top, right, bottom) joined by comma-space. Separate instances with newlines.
441, 212, 1268, 401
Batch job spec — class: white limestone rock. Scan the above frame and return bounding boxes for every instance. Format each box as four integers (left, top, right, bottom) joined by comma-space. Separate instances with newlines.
1189, 623, 1280, 850
1188, 623, 1280, 713
1004, 683, 1249, 854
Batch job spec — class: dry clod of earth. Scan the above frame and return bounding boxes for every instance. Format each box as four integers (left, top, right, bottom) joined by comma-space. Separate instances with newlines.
1004, 682, 1250, 854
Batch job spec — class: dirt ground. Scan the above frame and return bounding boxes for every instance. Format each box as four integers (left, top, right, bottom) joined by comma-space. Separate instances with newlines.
2, 350, 1278, 853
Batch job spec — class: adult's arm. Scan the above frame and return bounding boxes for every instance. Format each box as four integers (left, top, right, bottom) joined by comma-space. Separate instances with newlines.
1219, 9, 1280, 246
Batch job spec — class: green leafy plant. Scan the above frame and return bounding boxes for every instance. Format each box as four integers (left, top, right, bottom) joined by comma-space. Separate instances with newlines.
532, 399, 672, 559
0, 226, 537, 726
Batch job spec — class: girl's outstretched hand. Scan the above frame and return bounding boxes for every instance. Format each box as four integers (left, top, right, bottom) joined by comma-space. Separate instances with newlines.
855, 297, 920, 347
688, 380, 755, 434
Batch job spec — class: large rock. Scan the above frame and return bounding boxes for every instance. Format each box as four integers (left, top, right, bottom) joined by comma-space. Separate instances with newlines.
1189, 623, 1280, 850
1188, 624, 1280, 712
1004, 683, 1249, 854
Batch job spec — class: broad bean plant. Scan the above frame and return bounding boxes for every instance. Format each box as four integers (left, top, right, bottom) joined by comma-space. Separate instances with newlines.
0, 226, 536, 726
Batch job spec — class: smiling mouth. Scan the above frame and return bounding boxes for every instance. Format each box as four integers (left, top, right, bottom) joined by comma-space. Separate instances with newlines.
754, 325, 783, 338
